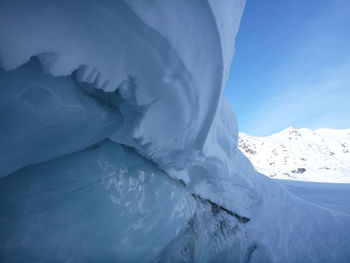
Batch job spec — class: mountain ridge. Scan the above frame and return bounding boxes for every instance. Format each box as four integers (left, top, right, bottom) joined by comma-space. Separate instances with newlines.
239, 127, 350, 182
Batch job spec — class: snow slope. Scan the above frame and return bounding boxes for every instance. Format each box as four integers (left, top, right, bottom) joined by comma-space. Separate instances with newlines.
239, 127, 350, 182
0, 1, 350, 263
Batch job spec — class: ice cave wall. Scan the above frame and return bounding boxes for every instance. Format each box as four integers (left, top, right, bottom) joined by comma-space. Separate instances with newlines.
0, 0, 256, 262
0, 0, 256, 216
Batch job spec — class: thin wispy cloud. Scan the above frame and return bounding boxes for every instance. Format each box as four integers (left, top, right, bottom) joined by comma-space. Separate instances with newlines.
235, 78, 350, 110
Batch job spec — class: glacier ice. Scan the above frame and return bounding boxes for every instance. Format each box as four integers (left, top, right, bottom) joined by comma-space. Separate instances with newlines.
0, 0, 350, 262
0, 140, 257, 262
0, 140, 196, 262
0, 57, 121, 176
0, 0, 256, 217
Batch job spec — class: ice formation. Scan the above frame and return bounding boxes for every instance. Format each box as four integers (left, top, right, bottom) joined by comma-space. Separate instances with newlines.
0, 1, 350, 262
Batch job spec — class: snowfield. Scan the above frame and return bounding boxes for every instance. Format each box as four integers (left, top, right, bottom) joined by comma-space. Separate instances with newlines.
0, 1, 350, 262
277, 179, 350, 215
239, 127, 350, 259
239, 127, 350, 182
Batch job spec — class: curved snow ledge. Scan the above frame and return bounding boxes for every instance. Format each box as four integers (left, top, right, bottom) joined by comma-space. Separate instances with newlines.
0, 0, 256, 217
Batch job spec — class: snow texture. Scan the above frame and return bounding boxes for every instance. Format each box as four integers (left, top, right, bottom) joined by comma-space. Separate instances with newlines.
0, 1, 350, 262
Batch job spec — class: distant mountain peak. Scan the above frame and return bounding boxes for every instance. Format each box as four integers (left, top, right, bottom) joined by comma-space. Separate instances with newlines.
238, 128, 350, 183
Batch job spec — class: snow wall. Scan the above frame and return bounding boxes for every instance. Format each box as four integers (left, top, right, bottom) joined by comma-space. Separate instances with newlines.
0, 1, 350, 262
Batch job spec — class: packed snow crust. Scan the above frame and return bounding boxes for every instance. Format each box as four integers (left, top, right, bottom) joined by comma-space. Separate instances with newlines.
1, 1, 350, 262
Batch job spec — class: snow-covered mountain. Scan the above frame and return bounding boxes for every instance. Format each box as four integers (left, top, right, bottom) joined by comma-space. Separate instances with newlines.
239, 127, 350, 182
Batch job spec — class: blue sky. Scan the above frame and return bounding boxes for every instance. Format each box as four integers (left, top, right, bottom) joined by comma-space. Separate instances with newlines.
224, 0, 350, 136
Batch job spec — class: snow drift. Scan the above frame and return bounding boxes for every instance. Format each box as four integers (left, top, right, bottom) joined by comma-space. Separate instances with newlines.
0, 1, 350, 262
